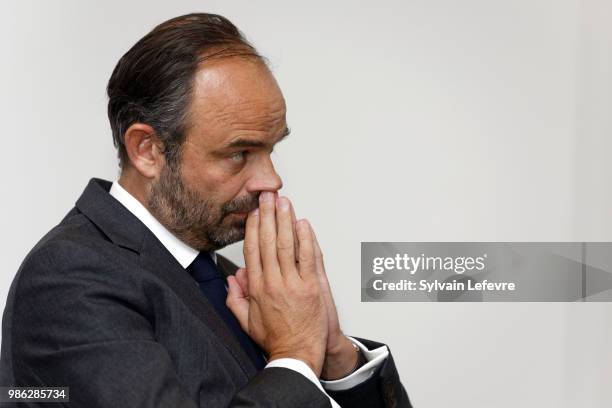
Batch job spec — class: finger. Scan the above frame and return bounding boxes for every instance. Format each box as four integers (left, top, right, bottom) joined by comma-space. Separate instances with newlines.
289, 199, 299, 263
236, 267, 249, 297
243, 208, 262, 293
311, 226, 336, 301
296, 219, 316, 281
309, 225, 341, 326
226, 276, 250, 332
311, 224, 325, 274
258, 191, 282, 279
275, 197, 297, 278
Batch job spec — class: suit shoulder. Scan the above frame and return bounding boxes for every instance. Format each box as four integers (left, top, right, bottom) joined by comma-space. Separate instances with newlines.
28, 207, 111, 257
12, 207, 139, 294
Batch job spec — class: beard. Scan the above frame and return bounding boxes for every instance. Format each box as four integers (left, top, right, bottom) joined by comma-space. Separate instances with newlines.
147, 161, 258, 252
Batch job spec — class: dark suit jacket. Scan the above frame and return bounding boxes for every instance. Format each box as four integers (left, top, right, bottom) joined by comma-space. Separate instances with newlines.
0, 178, 411, 407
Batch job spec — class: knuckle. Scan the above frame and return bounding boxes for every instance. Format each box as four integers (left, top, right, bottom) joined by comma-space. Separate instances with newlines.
276, 238, 293, 251
285, 277, 299, 293
305, 281, 319, 294
243, 243, 258, 256
260, 231, 276, 244
262, 280, 280, 296
300, 285, 319, 301
298, 253, 314, 266
247, 287, 261, 301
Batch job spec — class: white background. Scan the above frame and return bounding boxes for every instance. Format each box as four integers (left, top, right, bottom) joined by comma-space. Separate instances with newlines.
1, 1, 611, 407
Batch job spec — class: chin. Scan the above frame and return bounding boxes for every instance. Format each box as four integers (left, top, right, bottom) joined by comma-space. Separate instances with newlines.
207, 226, 246, 250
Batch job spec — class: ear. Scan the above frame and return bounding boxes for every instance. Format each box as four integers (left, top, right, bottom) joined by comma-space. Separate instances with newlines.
123, 123, 166, 179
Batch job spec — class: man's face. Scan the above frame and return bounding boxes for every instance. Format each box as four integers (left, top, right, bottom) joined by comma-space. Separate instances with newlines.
148, 57, 287, 251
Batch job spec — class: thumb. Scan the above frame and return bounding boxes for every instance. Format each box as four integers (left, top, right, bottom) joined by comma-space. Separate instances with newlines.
235, 267, 249, 297
226, 275, 250, 332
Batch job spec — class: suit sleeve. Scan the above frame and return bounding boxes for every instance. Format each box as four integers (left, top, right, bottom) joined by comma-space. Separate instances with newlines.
8, 241, 330, 408
325, 338, 412, 408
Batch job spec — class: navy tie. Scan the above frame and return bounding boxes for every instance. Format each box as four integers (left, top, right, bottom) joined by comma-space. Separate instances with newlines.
187, 252, 266, 370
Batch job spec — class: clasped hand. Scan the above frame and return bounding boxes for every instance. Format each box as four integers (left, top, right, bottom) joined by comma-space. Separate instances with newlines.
226, 192, 358, 379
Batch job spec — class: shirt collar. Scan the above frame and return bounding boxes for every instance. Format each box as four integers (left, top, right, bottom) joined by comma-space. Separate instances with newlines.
109, 180, 206, 268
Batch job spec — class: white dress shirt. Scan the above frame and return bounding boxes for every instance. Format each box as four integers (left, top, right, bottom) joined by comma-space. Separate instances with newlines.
109, 181, 388, 407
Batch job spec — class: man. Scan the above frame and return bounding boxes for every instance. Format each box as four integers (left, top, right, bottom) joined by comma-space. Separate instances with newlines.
0, 13, 410, 408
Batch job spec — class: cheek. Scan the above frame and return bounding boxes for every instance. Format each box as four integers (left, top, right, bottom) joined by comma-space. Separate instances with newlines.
180, 155, 222, 189
179, 149, 249, 201
185, 166, 248, 204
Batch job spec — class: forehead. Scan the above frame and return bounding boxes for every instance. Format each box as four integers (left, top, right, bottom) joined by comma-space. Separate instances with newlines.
188, 57, 287, 146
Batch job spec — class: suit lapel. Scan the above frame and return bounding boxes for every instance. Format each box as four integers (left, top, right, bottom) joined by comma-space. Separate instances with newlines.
138, 233, 257, 378
75, 178, 257, 379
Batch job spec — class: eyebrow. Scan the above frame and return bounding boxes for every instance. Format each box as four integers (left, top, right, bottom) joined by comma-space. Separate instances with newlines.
225, 126, 291, 149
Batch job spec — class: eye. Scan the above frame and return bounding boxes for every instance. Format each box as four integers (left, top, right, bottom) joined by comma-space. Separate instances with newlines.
229, 151, 247, 163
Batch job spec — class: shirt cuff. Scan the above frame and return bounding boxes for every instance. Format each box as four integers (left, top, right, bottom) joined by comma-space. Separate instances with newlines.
265, 358, 340, 408
320, 336, 389, 391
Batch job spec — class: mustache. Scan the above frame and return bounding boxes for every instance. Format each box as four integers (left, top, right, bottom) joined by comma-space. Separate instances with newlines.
222, 193, 260, 214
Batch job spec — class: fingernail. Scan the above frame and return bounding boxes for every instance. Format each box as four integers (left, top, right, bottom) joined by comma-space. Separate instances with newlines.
260, 192, 272, 203
250, 208, 259, 217
277, 197, 289, 211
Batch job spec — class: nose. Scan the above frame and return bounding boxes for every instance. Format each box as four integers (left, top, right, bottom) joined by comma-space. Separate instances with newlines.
245, 155, 283, 194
